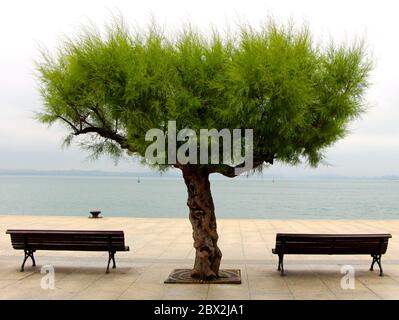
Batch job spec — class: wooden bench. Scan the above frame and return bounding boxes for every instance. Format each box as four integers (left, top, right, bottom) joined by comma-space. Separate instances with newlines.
272, 233, 392, 276
6, 229, 130, 273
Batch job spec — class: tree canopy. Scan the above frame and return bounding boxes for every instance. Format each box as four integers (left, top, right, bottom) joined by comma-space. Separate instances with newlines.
35, 18, 373, 280
36, 20, 372, 175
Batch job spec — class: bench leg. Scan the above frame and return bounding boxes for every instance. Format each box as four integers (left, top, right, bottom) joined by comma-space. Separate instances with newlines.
21, 250, 36, 272
106, 251, 116, 273
278, 254, 285, 276
370, 255, 384, 276
370, 255, 376, 271
376, 255, 384, 276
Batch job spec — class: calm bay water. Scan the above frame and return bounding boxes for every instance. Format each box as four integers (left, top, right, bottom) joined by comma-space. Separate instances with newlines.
0, 175, 398, 219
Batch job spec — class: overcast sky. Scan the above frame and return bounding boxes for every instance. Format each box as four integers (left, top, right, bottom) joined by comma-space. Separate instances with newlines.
0, 0, 398, 177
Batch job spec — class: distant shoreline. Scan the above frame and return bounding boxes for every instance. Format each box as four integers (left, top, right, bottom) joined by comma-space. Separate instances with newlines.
0, 169, 398, 180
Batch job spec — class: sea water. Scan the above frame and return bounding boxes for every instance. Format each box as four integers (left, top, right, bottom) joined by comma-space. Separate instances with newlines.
0, 175, 398, 219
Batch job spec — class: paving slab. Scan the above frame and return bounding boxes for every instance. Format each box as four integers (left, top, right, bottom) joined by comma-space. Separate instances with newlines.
0, 216, 398, 300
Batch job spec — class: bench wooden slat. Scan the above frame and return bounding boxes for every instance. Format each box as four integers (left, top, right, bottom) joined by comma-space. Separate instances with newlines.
10, 245, 128, 251
272, 233, 392, 276
6, 229, 125, 235
6, 229, 130, 273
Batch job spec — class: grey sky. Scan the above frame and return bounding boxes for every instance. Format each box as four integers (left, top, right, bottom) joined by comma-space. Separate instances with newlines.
0, 0, 398, 176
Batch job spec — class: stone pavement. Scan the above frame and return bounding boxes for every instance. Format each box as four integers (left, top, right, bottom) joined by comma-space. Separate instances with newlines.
1, 215, 398, 299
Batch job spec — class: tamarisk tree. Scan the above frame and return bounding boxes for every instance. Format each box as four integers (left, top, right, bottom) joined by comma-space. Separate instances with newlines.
36, 20, 372, 280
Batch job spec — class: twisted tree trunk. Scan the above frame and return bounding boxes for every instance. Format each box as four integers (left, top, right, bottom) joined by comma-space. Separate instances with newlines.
182, 167, 222, 280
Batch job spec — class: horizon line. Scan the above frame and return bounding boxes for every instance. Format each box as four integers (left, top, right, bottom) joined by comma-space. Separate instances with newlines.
0, 169, 398, 180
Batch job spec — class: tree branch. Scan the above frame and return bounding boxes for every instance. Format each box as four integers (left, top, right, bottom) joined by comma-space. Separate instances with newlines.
208, 155, 274, 178
57, 115, 79, 132
74, 126, 131, 150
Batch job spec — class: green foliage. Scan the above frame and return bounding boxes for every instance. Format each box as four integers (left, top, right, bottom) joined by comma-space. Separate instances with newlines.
35, 18, 372, 171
